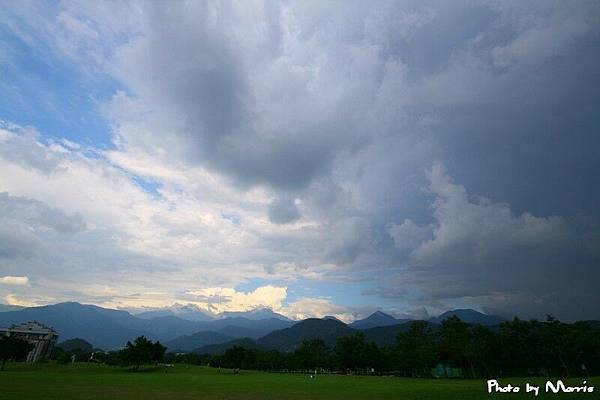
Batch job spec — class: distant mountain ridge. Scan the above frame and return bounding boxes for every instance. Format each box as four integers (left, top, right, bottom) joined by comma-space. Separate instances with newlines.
428, 309, 506, 326
0, 304, 23, 312
191, 309, 508, 354
135, 304, 215, 322
165, 331, 234, 351
218, 308, 291, 321
0, 302, 510, 352
193, 319, 424, 354
134, 305, 290, 322
0, 302, 293, 349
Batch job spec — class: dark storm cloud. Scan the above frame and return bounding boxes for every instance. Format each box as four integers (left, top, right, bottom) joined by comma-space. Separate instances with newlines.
105, 0, 600, 318
380, 164, 600, 320
268, 196, 301, 224
110, 1, 600, 210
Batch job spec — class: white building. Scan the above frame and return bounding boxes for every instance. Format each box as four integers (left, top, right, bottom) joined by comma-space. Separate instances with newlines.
0, 321, 59, 362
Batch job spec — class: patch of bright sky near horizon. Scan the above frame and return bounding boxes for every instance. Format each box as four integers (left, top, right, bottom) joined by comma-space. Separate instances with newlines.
0, 1, 599, 322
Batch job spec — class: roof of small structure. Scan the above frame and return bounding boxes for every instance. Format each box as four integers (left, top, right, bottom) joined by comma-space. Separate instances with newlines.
5, 321, 58, 335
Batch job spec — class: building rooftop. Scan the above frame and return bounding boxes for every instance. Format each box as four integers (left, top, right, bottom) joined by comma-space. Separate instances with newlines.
2, 321, 58, 335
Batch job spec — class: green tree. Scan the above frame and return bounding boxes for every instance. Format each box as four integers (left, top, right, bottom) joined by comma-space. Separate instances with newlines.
221, 346, 256, 369
119, 336, 166, 371
293, 339, 331, 371
498, 318, 545, 376
396, 321, 437, 377
563, 321, 600, 377
0, 336, 34, 370
335, 332, 368, 372
541, 315, 571, 377
437, 316, 474, 376
469, 324, 500, 378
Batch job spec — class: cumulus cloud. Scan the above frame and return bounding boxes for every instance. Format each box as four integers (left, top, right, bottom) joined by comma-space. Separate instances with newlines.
413, 163, 571, 263
380, 163, 599, 320
187, 285, 288, 314
281, 297, 355, 323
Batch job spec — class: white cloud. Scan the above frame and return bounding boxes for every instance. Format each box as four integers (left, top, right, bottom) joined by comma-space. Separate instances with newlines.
0, 123, 333, 308
0, 276, 29, 286
187, 285, 288, 314
281, 297, 355, 323
413, 162, 570, 263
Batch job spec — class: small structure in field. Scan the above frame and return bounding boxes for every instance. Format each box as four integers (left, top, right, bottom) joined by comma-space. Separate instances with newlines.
0, 321, 58, 362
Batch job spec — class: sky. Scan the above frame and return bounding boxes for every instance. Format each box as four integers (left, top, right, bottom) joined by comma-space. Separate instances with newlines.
0, 0, 599, 322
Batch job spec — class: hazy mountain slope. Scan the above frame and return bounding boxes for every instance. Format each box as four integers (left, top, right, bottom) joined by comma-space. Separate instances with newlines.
217, 325, 262, 339
350, 311, 410, 329
192, 319, 437, 354
0, 302, 294, 350
57, 338, 94, 352
429, 309, 506, 326
193, 338, 259, 355
130, 315, 206, 342
0, 302, 145, 349
218, 308, 291, 321
256, 318, 355, 351
135, 305, 215, 322
165, 331, 234, 351
0, 304, 24, 312
363, 321, 439, 347
203, 317, 294, 337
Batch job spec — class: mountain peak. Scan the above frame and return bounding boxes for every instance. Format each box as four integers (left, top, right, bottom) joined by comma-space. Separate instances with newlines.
370, 311, 394, 319
349, 310, 407, 329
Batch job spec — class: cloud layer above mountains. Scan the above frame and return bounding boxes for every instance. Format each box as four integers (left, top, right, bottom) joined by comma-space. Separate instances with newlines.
0, 1, 599, 321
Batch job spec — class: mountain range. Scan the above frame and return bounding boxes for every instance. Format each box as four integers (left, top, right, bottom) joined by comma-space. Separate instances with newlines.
0, 302, 508, 351
0, 302, 293, 349
193, 318, 431, 354
133, 304, 290, 322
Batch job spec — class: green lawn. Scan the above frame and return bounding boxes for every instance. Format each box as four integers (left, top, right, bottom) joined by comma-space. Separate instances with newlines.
0, 363, 597, 400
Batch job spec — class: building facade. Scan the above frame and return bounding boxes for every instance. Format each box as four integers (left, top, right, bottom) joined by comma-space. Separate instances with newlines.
0, 321, 59, 362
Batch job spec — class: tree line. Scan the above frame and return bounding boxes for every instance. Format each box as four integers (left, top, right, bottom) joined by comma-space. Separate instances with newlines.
8, 315, 599, 378
169, 316, 600, 378
0, 335, 34, 370
51, 336, 166, 371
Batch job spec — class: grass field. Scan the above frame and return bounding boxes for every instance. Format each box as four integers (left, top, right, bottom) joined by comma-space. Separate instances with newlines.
0, 363, 597, 400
